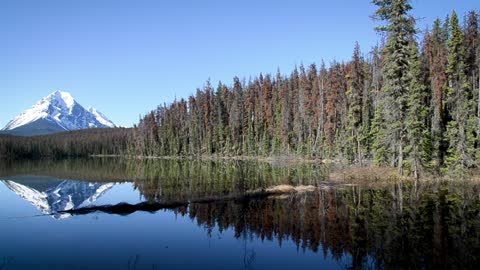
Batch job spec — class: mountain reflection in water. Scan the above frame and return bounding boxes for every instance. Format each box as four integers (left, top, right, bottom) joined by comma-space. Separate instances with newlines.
1, 177, 115, 219
0, 158, 479, 269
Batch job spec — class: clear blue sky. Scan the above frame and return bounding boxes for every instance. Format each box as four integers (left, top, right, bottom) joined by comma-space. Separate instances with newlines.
1, 0, 478, 128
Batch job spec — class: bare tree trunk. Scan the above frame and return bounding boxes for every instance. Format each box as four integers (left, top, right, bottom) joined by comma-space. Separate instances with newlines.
397, 181, 403, 213
477, 73, 480, 161
413, 146, 419, 180
315, 77, 325, 154
398, 142, 404, 176
391, 144, 396, 167
357, 135, 362, 165
357, 186, 362, 207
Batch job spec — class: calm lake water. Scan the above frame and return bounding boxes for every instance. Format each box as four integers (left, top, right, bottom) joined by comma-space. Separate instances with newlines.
0, 158, 479, 270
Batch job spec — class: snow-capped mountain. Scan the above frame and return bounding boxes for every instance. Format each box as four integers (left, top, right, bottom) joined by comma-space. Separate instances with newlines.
1, 90, 115, 136
1, 179, 115, 219
87, 106, 115, 128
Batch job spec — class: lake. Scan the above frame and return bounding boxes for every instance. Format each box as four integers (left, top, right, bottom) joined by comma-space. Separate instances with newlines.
0, 158, 479, 269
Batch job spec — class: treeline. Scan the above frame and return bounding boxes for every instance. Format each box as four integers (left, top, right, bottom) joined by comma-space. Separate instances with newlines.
0, 128, 132, 158
133, 1, 479, 176
0, 158, 132, 181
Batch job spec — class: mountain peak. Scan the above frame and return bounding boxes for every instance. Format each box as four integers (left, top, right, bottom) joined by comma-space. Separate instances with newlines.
2, 90, 116, 135
39, 90, 76, 113
47, 90, 75, 108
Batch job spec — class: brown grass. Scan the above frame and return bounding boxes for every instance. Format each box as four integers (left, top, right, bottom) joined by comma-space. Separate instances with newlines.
329, 166, 400, 185
265, 184, 317, 194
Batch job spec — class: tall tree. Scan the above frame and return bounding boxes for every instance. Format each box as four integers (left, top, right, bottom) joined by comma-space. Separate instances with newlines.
424, 19, 449, 168
445, 11, 476, 170
314, 61, 327, 156
345, 42, 366, 163
406, 40, 432, 178
372, 0, 415, 175
463, 11, 479, 161
229, 77, 244, 154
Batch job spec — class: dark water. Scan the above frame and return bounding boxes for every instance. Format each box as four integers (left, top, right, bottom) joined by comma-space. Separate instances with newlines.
0, 158, 479, 270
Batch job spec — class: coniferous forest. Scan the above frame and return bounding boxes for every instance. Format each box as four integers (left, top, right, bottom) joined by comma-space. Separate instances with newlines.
132, 2, 480, 177
0, 128, 132, 158
1, 1, 479, 178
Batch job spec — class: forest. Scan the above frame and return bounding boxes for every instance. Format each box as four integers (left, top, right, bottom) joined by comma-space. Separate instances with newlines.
0, 128, 132, 158
131, 2, 480, 177
0, 1, 479, 178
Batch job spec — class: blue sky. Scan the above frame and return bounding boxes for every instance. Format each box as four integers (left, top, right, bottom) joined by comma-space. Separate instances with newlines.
1, 0, 478, 128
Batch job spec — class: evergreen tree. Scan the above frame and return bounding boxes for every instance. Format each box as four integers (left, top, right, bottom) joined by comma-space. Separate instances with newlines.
463, 11, 479, 161
445, 11, 476, 170
372, 0, 415, 175
345, 42, 365, 163
425, 18, 449, 168
406, 40, 432, 178
359, 60, 373, 160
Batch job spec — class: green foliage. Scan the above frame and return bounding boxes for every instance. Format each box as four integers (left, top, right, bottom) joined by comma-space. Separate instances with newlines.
372, 0, 415, 174
405, 41, 432, 177
371, 102, 388, 165
445, 11, 476, 171
345, 42, 366, 163
0, 128, 132, 159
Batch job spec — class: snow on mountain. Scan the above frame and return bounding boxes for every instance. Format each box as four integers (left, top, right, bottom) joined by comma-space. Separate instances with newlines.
2, 90, 116, 135
87, 107, 116, 128
1, 179, 115, 219
2, 180, 50, 213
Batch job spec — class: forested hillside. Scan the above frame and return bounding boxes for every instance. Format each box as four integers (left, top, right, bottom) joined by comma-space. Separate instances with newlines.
0, 128, 132, 158
133, 1, 479, 176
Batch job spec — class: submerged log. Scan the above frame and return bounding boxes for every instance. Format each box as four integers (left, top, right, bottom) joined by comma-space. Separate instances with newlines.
58, 184, 323, 216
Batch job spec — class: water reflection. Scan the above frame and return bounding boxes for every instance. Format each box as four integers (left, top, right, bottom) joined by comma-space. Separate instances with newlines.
1, 177, 115, 219
180, 183, 480, 269
0, 256, 14, 270
0, 158, 479, 269
0, 157, 330, 210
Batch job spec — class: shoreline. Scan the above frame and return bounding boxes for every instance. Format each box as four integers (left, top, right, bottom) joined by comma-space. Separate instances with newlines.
89, 154, 480, 184
90, 154, 343, 165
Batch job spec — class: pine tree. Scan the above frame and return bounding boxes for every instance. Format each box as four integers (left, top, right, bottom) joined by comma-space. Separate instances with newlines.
360, 59, 373, 160
405, 40, 432, 178
445, 11, 476, 171
371, 101, 388, 165
345, 42, 365, 163
314, 61, 327, 157
372, 0, 415, 174
229, 77, 244, 154
425, 18, 449, 168
463, 11, 479, 161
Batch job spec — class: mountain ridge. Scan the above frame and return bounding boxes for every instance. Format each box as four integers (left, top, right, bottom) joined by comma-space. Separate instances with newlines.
2, 90, 115, 136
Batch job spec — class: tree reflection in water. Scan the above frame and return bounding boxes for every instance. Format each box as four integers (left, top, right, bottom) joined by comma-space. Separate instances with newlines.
1, 158, 479, 269
0, 257, 14, 270
159, 182, 479, 269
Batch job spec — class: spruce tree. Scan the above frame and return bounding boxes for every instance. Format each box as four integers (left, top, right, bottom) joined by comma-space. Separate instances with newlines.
372, 0, 415, 174
464, 11, 479, 162
346, 42, 365, 163
445, 11, 475, 171
405, 40, 432, 178
425, 19, 449, 168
